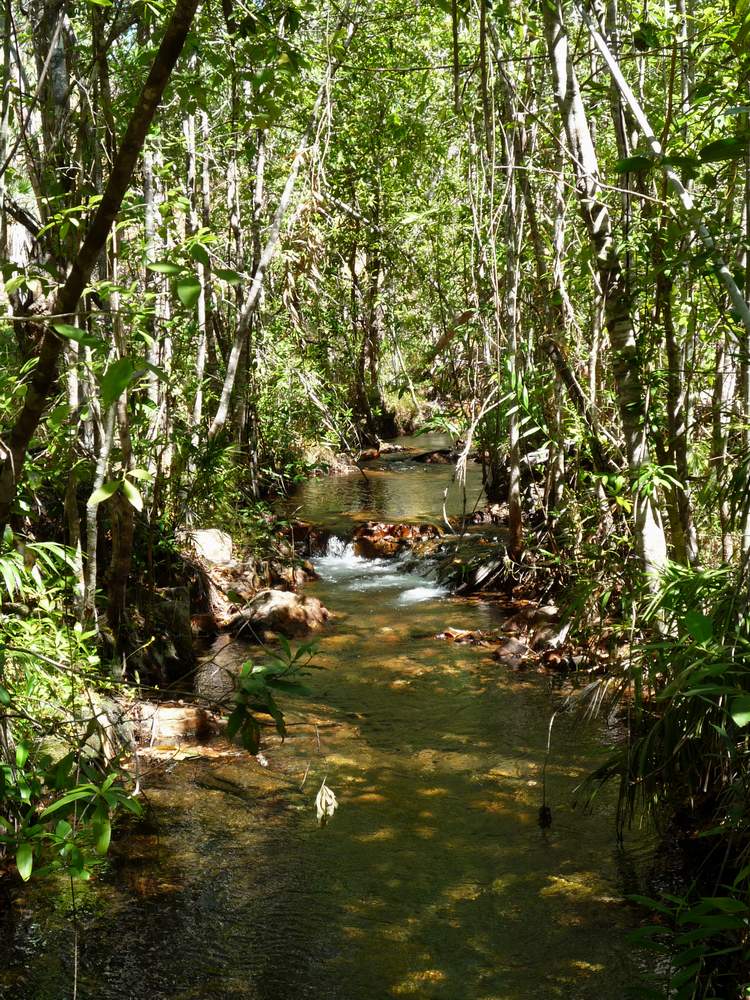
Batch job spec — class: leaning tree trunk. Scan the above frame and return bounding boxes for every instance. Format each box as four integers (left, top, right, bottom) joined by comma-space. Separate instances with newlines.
542, 0, 667, 579
0, 0, 202, 536
208, 21, 355, 440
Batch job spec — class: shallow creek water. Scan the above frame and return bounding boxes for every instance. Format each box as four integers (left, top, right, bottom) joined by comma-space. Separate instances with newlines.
285, 433, 487, 533
0, 448, 653, 999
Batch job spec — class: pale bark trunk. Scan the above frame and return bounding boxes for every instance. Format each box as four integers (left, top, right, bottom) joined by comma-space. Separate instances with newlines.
189, 110, 211, 438
208, 21, 355, 439
143, 147, 160, 410
0, 0, 11, 259
107, 231, 135, 634
83, 404, 116, 624
543, 0, 667, 578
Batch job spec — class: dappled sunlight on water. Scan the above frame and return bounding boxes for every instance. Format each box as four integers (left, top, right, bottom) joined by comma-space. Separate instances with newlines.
0, 462, 655, 999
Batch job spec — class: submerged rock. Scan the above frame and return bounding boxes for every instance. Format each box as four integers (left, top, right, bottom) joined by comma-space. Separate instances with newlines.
226, 588, 329, 637
493, 636, 533, 669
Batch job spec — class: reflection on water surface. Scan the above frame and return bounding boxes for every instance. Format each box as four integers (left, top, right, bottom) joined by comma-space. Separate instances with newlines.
0, 452, 653, 1000
287, 434, 486, 533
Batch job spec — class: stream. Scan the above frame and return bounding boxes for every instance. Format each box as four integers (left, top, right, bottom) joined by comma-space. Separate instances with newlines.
0, 441, 654, 999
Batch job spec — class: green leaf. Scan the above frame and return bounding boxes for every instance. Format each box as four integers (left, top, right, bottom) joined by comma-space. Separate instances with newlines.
16, 842, 33, 881
15, 742, 29, 768
633, 20, 660, 50
93, 816, 111, 855
147, 260, 182, 275
121, 479, 144, 513
699, 136, 746, 162
40, 784, 98, 818
613, 154, 653, 174
176, 276, 201, 307
100, 358, 136, 406
5, 274, 26, 295
0, 685, 10, 706
226, 705, 245, 740
683, 610, 713, 643
214, 268, 244, 285
117, 796, 142, 817
52, 323, 105, 350
662, 154, 701, 180
55, 819, 72, 839
189, 244, 210, 266
90, 480, 121, 506
730, 695, 750, 727
48, 403, 72, 429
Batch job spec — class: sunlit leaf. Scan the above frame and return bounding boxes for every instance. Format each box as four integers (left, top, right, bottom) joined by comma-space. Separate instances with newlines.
613, 154, 653, 174
214, 268, 244, 285
90, 480, 121, 506
100, 358, 136, 406
93, 816, 111, 855
121, 479, 144, 513
147, 260, 182, 275
16, 843, 33, 881
176, 276, 201, 307
730, 696, 750, 727
189, 244, 210, 266
15, 742, 29, 768
52, 323, 105, 350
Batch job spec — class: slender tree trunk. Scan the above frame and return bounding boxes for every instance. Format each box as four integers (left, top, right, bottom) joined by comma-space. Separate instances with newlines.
0, 0, 11, 260
542, 0, 667, 578
0, 0, 202, 534
712, 337, 735, 562
208, 21, 355, 440
83, 404, 116, 623
107, 231, 135, 634
188, 110, 211, 440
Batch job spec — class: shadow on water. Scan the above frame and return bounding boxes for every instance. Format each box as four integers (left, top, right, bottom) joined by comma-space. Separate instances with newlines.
0, 459, 655, 1000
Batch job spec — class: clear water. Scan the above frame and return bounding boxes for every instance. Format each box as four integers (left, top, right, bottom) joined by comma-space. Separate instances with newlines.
0, 455, 655, 1000
285, 434, 486, 534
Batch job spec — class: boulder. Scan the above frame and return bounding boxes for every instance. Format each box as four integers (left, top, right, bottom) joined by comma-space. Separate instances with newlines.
493, 636, 532, 669
227, 589, 329, 637
189, 528, 233, 565
353, 521, 442, 559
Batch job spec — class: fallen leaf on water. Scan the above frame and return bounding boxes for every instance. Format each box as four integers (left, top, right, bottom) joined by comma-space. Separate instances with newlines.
315, 778, 338, 825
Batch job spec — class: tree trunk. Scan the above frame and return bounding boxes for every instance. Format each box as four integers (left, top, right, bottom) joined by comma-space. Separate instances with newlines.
208, 21, 355, 439
0, 0, 202, 535
542, 0, 667, 578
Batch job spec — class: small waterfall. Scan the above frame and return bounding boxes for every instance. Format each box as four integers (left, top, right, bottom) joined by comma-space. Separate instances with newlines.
325, 535, 354, 559
315, 535, 448, 604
